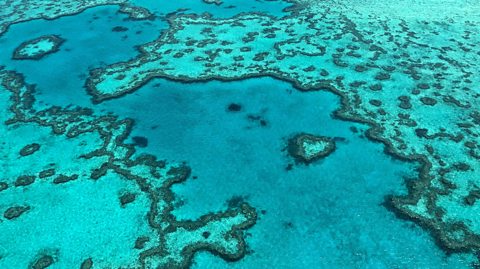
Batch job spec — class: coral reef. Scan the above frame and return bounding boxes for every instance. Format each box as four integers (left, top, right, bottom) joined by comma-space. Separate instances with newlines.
31, 255, 54, 269
203, 0, 223, 5
3, 205, 30, 220
287, 133, 336, 164
12, 35, 65, 60
85, 0, 480, 257
0, 67, 256, 268
19, 143, 40, 156
0, 0, 152, 37
118, 4, 155, 21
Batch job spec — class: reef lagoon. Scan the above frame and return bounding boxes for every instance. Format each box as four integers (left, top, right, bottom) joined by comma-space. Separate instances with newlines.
0, 1, 479, 268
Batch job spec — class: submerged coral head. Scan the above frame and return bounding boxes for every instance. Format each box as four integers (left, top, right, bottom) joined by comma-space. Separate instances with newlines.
132, 136, 148, 147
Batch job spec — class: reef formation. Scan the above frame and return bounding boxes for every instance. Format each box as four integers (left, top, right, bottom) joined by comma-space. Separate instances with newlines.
203, 0, 223, 5
287, 133, 336, 164
0, 0, 149, 37
12, 35, 65, 60
85, 0, 480, 257
0, 67, 256, 268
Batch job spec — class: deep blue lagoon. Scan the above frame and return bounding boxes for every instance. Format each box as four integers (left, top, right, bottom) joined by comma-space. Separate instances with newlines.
0, 1, 479, 268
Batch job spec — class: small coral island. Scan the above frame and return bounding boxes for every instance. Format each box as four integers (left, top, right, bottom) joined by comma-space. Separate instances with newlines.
287, 133, 336, 164
12, 35, 64, 60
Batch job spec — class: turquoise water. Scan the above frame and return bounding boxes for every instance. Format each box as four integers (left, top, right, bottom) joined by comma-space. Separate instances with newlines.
1, 1, 479, 268
107, 78, 472, 268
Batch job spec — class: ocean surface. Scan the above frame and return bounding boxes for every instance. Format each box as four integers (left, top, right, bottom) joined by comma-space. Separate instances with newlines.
0, 1, 479, 268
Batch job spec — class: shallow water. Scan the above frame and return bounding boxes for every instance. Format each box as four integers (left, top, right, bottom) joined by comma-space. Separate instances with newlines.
109, 78, 473, 268
0, 0, 479, 268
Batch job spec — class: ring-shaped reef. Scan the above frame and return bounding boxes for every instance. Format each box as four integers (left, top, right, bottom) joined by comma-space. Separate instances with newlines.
12, 35, 65, 60
287, 133, 336, 165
